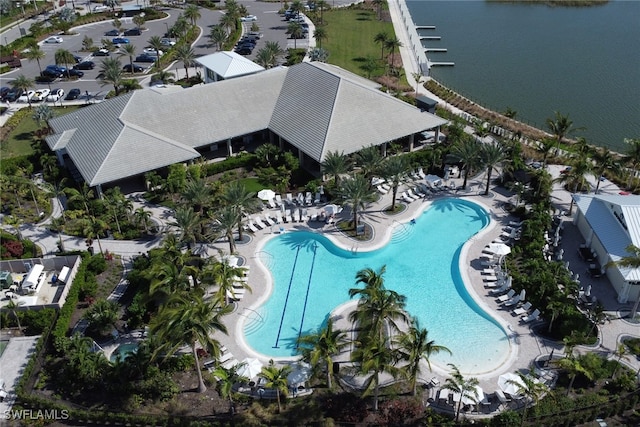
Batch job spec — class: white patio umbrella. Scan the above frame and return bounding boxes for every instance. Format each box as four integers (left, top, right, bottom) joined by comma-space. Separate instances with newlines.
324, 204, 342, 215
462, 384, 484, 405
498, 372, 525, 396
488, 243, 511, 256
257, 189, 276, 201
237, 357, 263, 380
287, 362, 311, 386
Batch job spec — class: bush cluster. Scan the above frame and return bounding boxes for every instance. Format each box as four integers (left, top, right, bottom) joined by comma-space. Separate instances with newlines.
51, 253, 89, 352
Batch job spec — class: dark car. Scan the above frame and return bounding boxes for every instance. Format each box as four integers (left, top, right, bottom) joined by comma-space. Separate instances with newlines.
41, 69, 63, 78
65, 88, 81, 100
73, 55, 83, 63
45, 64, 67, 74
66, 69, 84, 78
0, 87, 10, 100
5, 88, 24, 102
93, 48, 110, 56
105, 29, 119, 36
235, 46, 253, 55
112, 37, 130, 44
135, 54, 156, 63
123, 28, 141, 36
73, 61, 95, 70
123, 64, 144, 73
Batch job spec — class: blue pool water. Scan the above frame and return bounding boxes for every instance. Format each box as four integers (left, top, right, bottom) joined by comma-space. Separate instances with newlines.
245, 198, 511, 374
109, 343, 139, 362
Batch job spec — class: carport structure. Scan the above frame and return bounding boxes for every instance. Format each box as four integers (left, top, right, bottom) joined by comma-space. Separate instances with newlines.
46, 62, 447, 193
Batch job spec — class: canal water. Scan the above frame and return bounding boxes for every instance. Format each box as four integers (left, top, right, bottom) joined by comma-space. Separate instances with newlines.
406, 0, 640, 152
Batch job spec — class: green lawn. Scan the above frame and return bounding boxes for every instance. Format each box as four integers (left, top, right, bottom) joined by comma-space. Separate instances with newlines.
238, 177, 265, 193
322, 8, 394, 79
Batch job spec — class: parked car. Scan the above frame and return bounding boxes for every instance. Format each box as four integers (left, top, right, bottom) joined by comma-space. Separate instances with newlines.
45, 64, 66, 74
246, 31, 263, 39
4, 88, 24, 102
94, 5, 108, 12
0, 87, 10, 100
142, 48, 163, 57
123, 28, 142, 36
17, 90, 35, 103
135, 54, 156, 63
46, 88, 65, 102
41, 69, 62, 78
66, 69, 84, 78
65, 88, 81, 100
235, 46, 253, 55
31, 88, 50, 102
93, 48, 110, 56
112, 37, 130, 45
105, 29, 119, 36
240, 15, 258, 22
123, 64, 144, 73
73, 55, 83, 63
160, 38, 176, 47
73, 61, 95, 70
44, 36, 63, 43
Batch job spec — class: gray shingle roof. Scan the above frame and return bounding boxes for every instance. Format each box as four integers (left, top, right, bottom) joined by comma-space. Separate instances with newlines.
575, 194, 640, 281
47, 63, 446, 186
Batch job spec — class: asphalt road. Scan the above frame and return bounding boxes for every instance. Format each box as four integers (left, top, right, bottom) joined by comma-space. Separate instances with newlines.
0, 1, 309, 102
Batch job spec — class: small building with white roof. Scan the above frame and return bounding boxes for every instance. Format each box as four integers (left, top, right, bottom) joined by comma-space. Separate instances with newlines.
195, 51, 266, 83
573, 194, 640, 303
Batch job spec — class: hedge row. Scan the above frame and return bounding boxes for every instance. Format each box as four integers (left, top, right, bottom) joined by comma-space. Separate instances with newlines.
202, 152, 257, 176
51, 253, 88, 353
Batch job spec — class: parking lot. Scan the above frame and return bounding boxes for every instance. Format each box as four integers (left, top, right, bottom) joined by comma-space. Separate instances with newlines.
1, 1, 309, 103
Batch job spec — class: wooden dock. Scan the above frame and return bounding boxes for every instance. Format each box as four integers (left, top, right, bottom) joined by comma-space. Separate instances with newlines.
430, 62, 455, 67
416, 25, 436, 30
425, 48, 447, 52
420, 36, 441, 40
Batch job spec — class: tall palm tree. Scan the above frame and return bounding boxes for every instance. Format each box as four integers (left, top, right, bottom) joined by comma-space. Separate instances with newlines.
54, 49, 76, 78
374, 32, 389, 60
356, 146, 384, 185
546, 111, 582, 157
182, 178, 211, 214
313, 26, 328, 48
296, 317, 348, 389
352, 339, 401, 411
443, 364, 480, 422
148, 259, 199, 305
120, 79, 142, 93
384, 36, 402, 68
607, 244, 640, 319
202, 258, 250, 305
97, 57, 124, 96
209, 206, 241, 254
219, 11, 238, 35
396, 318, 451, 396
480, 141, 508, 195
506, 370, 548, 426
5, 299, 25, 330
65, 183, 94, 215
133, 207, 151, 233
338, 174, 377, 230
209, 25, 227, 51
321, 150, 350, 187
119, 43, 137, 72
316, 0, 328, 25
170, 205, 202, 249
381, 155, 409, 210
592, 147, 621, 194
287, 21, 303, 49
221, 181, 257, 242
150, 292, 232, 393
10, 75, 34, 108
450, 138, 481, 190
174, 43, 196, 79
537, 137, 557, 168
553, 155, 592, 215
83, 299, 119, 335
32, 104, 53, 128
259, 360, 292, 413
147, 35, 165, 68
183, 4, 201, 26
151, 70, 175, 84
211, 364, 248, 413
24, 45, 45, 75
623, 138, 640, 188
556, 354, 593, 396
82, 216, 109, 255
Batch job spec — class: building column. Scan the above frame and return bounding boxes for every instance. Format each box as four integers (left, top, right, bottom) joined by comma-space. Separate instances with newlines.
227, 138, 233, 157
434, 126, 441, 143
95, 184, 103, 199
278, 135, 284, 150
408, 134, 415, 152
298, 150, 304, 167
381, 142, 387, 157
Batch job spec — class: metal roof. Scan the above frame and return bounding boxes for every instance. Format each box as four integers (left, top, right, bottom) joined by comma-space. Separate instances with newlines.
574, 194, 640, 281
195, 51, 265, 79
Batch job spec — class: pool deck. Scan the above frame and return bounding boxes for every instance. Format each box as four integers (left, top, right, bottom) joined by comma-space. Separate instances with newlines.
203, 165, 640, 413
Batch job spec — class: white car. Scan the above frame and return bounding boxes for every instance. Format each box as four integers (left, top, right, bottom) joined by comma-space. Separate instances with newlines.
93, 5, 108, 12
46, 88, 65, 102
240, 15, 258, 22
44, 36, 63, 44
17, 90, 35, 103
31, 88, 50, 102
160, 38, 176, 47
142, 48, 163, 57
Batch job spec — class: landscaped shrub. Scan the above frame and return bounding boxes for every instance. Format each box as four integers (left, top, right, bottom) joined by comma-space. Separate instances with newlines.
203, 152, 257, 176
22, 309, 57, 335
321, 392, 368, 423
2, 239, 24, 257
85, 254, 107, 274
52, 254, 88, 353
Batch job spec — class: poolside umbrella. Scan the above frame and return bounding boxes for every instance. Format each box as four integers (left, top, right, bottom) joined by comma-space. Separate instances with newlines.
324, 204, 341, 215
287, 362, 311, 386
462, 384, 484, 405
257, 189, 276, 201
237, 357, 263, 380
498, 372, 525, 396
488, 243, 511, 256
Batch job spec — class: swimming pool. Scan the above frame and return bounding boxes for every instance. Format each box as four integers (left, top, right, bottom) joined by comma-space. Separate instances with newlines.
109, 343, 139, 362
245, 198, 510, 374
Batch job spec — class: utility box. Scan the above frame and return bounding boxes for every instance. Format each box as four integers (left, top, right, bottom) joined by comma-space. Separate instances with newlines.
0, 271, 11, 289
415, 95, 438, 114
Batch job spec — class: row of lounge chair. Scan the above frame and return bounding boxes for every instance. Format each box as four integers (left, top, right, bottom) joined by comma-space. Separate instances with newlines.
482, 263, 541, 323
266, 192, 321, 209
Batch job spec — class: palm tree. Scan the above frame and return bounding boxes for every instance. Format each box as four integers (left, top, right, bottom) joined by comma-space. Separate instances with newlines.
24, 45, 45, 75
623, 138, 640, 188
607, 244, 640, 319
321, 150, 350, 187
338, 174, 376, 230
174, 43, 196, 80
356, 145, 384, 184
182, 179, 211, 214
384, 36, 402, 68
82, 216, 109, 255
119, 43, 137, 73
480, 141, 508, 195
10, 75, 34, 108
316, 0, 328, 25
147, 35, 164, 68
352, 339, 401, 411
151, 70, 175, 84
120, 79, 142, 93
170, 206, 202, 249
374, 32, 389, 60
221, 181, 257, 242
546, 299, 566, 334
54, 49, 76, 78
219, 11, 238, 36
209, 25, 227, 51
546, 111, 582, 157
97, 57, 124, 96
553, 155, 592, 215
183, 4, 201, 26
258, 41, 284, 68
296, 317, 348, 389
211, 364, 248, 413
396, 318, 451, 396
443, 364, 480, 422
592, 147, 621, 194
202, 258, 250, 305
5, 299, 25, 330
313, 26, 328, 48
287, 21, 303, 49
133, 207, 152, 233
32, 104, 53, 128
536, 137, 557, 168
381, 155, 409, 210
148, 260, 198, 305
83, 299, 119, 335
450, 138, 481, 190
259, 360, 292, 413
209, 206, 241, 254
65, 183, 94, 215
556, 354, 594, 396
150, 292, 232, 393
506, 370, 548, 426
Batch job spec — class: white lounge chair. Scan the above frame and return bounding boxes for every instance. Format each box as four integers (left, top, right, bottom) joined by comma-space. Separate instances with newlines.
509, 220, 525, 227
495, 390, 509, 408
222, 358, 239, 370
275, 194, 283, 207
285, 209, 292, 223
413, 186, 426, 198
275, 211, 283, 224
483, 275, 498, 283
407, 188, 421, 200
296, 209, 302, 222
502, 294, 521, 307
417, 167, 426, 179
305, 192, 313, 205
314, 192, 321, 204
381, 183, 391, 191
489, 281, 512, 296
263, 214, 275, 226
267, 198, 276, 209
401, 192, 414, 203
377, 185, 388, 194
513, 302, 532, 316
246, 220, 258, 233
496, 289, 515, 303
521, 309, 541, 323
254, 216, 266, 229
286, 193, 294, 206
296, 193, 304, 205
